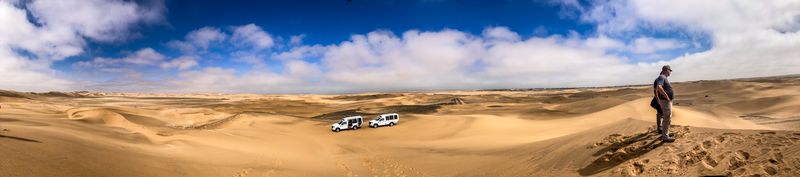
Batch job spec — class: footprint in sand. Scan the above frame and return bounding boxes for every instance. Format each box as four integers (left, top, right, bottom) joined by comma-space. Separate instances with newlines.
715, 135, 727, 143
626, 161, 646, 176
736, 150, 751, 160
701, 139, 717, 150
768, 152, 784, 164
762, 165, 779, 175
233, 168, 251, 177
701, 154, 719, 169
727, 150, 750, 171
726, 167, 748, 177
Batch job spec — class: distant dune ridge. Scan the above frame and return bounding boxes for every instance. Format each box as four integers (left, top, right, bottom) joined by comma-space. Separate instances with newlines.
1, 75, 800, 176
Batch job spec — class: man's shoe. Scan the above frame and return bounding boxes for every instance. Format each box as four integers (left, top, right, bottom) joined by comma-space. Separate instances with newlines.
661, 137, 675, 143
657, 129, 663, 134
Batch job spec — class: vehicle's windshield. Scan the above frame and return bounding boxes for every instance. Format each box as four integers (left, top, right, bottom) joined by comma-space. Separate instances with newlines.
373, 117, 382, 121
339, 120, 346, 125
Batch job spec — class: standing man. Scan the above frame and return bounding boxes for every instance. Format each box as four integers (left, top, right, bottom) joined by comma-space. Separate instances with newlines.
654, 65, 675, 142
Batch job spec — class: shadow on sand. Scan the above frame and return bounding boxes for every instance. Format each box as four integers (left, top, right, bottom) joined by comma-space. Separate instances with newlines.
0, 134, 42, 143
578, 129, 664, 176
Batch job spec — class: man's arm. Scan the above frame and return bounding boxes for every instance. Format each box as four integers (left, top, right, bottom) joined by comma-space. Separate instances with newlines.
656, 85, 671, 102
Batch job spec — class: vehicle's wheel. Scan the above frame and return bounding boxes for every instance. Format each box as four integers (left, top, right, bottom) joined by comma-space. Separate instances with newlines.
389, 122, 395, 126
372, 124, 378, 128
334, 128, 340, 132
353, 126, 358, 130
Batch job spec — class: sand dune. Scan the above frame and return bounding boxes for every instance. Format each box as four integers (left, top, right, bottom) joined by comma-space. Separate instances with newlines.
2, 75, 800, 176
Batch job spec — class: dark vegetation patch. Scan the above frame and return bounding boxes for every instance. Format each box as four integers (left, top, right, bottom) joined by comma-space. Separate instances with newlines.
461, 94, 532, 103
31, 91, 93, 98
311, 109, 367, 121
331, 93, 404, 101
311, 104, 443, 121
203, 99, 332, 117
128, 97, 222, 100
0, 90, 31, 99
380, 104, 442, 114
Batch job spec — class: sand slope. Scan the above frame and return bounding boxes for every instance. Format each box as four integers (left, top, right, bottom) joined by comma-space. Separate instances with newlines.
1, 76, 800, 176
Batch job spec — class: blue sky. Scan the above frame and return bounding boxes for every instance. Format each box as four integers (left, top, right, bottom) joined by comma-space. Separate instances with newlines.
2, 0, 799, 93
58, 0, 598, 71
163, 0, 591, 44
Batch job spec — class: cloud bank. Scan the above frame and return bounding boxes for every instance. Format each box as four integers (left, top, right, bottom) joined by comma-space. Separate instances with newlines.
0, 0, 164, 91
570, 0, 800, 82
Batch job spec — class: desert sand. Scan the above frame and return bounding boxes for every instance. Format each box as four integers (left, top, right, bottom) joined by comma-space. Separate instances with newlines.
2, 75, 800, 177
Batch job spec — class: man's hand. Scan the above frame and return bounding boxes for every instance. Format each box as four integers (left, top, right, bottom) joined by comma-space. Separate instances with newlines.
657, 85, 671, 102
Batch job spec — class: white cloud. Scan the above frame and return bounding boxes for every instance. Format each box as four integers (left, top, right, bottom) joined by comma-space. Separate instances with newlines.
303, 27, 655, 92
581, 35, 626, 51
483, 26, 520, 42
123, 48, 166, 65
231, 24, 274, 50
564, 0, 800, 81
0, 47, 73, 92
162, 24, 276, 69
230, 51, 268, 67
578, 0, 640, 35
564, 33, 685, 55
629, 37, 684, 54
75, 48, 165, 68
289, 34, 306, 46
271, 44, 328, 61
27, 0, 164, 42
285, 60, 321, 79
160, 56, 198, 70
321, 30, 485, 90
167, 27, 227, 53
77, 48, 200, 75
174, 67, 238, 91
158, 27, 676, 93
479, 36, 638, 88
0, 0, 164, 92
187, 27, 227, 49
172, 67, 302, 93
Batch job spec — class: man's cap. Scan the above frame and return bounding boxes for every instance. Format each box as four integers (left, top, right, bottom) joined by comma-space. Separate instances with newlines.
662, 65, 672, 72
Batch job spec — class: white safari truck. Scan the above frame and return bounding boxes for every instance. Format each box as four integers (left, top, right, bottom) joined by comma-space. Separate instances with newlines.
369, 113, 399, 128
331, 116, 363, 132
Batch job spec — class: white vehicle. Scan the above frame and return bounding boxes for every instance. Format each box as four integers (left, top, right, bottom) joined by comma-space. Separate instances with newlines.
331, 116, 363, 132
369, 113, 399, 128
